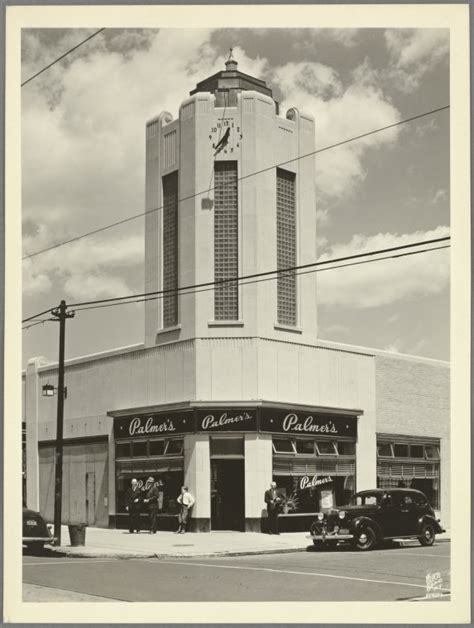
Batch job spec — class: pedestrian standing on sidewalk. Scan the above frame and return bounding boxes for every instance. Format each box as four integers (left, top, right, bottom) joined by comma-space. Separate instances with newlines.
125, 478, 142, 533
143, 477, 160, 534
176, 486, 195, 534
264, 481, 282, 535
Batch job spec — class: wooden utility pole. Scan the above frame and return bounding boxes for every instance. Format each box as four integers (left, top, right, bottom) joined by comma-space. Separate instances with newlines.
51, 300, 74, 546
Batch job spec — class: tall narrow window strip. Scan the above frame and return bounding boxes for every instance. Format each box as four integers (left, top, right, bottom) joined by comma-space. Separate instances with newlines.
277, 168, 297, 326
162, 171, 179, 327
214, 161, 239, 320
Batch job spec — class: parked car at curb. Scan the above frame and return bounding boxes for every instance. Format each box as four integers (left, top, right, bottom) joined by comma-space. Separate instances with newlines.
23, 507, 55, 551
307, 488, 445, 551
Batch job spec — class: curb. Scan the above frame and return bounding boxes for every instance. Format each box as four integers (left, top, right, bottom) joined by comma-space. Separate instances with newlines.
48, 536, 450, 560
50, 546, 309, 560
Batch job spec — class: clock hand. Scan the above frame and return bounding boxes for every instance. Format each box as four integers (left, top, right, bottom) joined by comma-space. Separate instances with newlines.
214, 127, 230, 156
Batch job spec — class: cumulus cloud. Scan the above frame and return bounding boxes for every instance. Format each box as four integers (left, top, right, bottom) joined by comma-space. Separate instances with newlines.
22, 29, 269, 299
384, 29, 449, 93
293, 28, 360, 51
272, 60, 400, 208
22, 229, 143, 298
317, 226, 450, 308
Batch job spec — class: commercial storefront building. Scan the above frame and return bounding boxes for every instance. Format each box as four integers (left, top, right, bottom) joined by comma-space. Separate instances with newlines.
23, 55, 450, 531
24, 339, 449, 531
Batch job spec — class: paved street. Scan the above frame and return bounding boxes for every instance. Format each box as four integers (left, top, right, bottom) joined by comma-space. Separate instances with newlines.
23, 542, 450, 602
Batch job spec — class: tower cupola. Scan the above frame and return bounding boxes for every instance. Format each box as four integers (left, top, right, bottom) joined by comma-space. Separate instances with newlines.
190, 49, 276, 109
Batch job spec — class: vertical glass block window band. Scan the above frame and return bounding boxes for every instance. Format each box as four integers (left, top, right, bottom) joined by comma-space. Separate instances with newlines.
162, 171, 179, 327
214, 161, 239, 320
277, 168, 297, 326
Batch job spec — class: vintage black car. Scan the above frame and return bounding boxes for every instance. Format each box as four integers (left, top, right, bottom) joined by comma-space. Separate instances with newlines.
23, 507, 54, 551
308, 488, 444, 551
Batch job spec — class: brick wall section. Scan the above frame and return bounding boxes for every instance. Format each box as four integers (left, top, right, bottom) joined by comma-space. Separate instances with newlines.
375, 354, 450, 525
375, 355, 449, 438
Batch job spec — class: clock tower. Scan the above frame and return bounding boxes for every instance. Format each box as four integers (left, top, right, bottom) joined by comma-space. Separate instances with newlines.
144, 53, 317, 347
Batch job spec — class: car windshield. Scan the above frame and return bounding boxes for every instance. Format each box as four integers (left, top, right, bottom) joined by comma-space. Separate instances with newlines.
351, 492, 383, 506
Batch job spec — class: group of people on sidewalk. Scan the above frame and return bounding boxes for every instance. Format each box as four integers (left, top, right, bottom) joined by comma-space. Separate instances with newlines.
125, 478, 195, 535
125, 478, 283, 534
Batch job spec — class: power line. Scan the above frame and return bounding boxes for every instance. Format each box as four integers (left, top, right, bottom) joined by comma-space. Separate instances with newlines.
22, 236, 451, 322
22, 105, 449, 261
22, 241, 450, 328
22, 318, 55, 331
67, 243, 450, 317
22, 306, 59, 324
66, 236, 450, 309
21, 28, 106, 87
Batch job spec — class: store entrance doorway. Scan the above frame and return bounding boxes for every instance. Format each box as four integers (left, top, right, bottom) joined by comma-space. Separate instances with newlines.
211, 459, 245, 531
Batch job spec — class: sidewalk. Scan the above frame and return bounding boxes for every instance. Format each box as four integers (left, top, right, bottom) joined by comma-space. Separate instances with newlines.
49, 526, 451, 559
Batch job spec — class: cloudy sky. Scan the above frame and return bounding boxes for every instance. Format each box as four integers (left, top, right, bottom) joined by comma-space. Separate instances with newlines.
21, 27, 450, 366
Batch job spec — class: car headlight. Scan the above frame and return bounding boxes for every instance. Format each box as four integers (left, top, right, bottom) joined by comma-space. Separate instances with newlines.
317, 512, 324, 521
338, 511, 346, 519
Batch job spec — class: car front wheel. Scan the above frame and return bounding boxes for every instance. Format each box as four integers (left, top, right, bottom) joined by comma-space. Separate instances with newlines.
418, 523, 436, 546
354, 526, 377, 551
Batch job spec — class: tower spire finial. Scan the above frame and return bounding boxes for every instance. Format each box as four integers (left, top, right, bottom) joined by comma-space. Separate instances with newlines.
225, 48, 238, 71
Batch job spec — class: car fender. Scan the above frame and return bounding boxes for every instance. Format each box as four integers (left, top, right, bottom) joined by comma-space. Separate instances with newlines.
351, 516, 383, 540
417, 514, 443, 534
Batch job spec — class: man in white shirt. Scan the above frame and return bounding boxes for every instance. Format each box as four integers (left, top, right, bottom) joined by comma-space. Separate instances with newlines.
176, 486, 195, 534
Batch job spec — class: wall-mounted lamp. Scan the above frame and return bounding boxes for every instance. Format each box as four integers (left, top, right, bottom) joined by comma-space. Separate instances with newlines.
42, 383, 67, 398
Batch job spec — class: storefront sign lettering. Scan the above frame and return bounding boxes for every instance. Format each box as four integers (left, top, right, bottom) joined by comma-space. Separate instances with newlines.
300, 475, 333, 490
201, 411, 251, 430
282, 413, 338, 434
197, 409, 257, 432
113, 411, 194, 438
259, 408, 358, 437
129, 416, 176, 436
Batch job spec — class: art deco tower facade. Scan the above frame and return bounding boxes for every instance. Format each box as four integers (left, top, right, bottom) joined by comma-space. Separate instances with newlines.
144, 55, 317, 347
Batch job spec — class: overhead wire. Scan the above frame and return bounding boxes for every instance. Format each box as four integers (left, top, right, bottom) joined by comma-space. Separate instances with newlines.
65, 236, 451, 309
22, 236, 450, 324
22, 306, 59, 324
66, 243, 450, 318
22, 318, 55, 331
21, 28, 106, 87
22, 105, 450, 261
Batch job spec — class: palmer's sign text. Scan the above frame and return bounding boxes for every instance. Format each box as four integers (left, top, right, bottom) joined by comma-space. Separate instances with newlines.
113, 411, 194, 438
197, 409, 257, 432
260, 408, 357, 437
129, 416, 175, 436
299, 475, 333, 490
282, 413, 337, 434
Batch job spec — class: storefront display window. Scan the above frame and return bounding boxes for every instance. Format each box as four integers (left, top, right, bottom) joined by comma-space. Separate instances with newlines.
377, 443, 393, 457
115, 437, 184, 515
377, 435, 440, 509
316, 441, 338, 455
133, 441, 148, 457
272, 436, 356, 513
116, 442, 131, 458
272, 438, 294, 453
295, 439, 314, 455
393, 443, 409, 457
410, 445, 424, 458
425, 445, 440, 459
149, 440, 166, 456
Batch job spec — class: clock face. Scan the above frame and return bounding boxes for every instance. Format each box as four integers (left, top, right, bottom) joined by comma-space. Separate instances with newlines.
209, 118, 243, 155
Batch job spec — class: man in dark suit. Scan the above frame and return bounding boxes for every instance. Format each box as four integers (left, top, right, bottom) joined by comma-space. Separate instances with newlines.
143, 477, 161, 534
125, 478, 142, 533
264, 481, 282, 534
